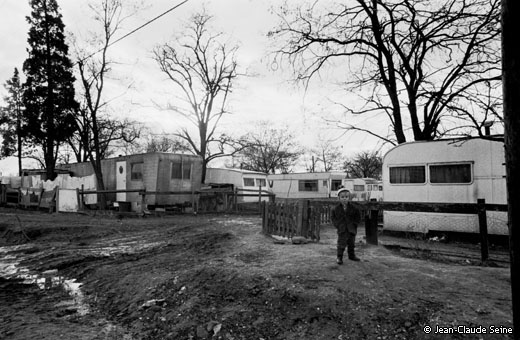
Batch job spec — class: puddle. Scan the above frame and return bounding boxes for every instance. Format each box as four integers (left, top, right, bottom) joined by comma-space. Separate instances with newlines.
89, 240, 166, 257
0, 238, 168, 317
217, 218, 257, 226
0, 245, 90, 316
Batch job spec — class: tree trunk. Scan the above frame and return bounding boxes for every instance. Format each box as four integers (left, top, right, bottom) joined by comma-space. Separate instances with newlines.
94, 164, 107, 210
502, 0, 520, 338
17, 110, 22, 176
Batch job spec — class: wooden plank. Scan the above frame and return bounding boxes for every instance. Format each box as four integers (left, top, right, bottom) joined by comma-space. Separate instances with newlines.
39, 187, 57, 213
302, 200, 309, 238
80, 189, 143, 195
296, 201, 303, 236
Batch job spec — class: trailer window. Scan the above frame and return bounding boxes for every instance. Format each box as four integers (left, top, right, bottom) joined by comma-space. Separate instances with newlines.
243, 178, 255, 187
130, 162, 143, 181
256, 178, 266, 187
298, 180, 318, 192
331, 180, 342, 191
390, 166, 426, 184
354, 185, 365, 191
171, 160, 191, 180
430, 163, 471, 184
171, 162, 182, 179
183, 164, 191, 180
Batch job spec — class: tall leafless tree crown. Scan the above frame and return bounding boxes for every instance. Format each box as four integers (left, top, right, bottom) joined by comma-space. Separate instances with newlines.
270, 0, 502, 145
154, 12, 240, 182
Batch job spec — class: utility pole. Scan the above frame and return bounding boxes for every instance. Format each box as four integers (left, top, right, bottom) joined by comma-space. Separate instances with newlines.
502, 1, 520, 338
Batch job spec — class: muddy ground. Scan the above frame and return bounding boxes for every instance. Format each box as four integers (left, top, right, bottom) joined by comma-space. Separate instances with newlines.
0, 208, 514, 339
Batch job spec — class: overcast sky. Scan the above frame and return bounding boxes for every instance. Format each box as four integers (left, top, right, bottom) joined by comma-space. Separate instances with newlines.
0, 0, 385, 174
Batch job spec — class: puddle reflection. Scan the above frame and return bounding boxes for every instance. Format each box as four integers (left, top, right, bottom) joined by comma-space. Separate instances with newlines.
1, 246, 90, 316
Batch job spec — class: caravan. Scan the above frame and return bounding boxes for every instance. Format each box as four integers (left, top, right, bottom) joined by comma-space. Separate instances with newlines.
341, 177, 383, 201
382, 137, 507, 235
267, 172, 345, 199
205, 168, 269, 202
59, 152, 203, 211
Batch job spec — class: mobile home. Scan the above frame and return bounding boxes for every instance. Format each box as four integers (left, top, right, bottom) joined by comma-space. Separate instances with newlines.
267, 172, 346, 199
342, 178, 383, 201
205, 168, 269, 203
58, 152, 203, 211
382, 137, 507, 235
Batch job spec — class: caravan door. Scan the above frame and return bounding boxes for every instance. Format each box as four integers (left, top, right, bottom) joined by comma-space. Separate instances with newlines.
116, 161, 127, 202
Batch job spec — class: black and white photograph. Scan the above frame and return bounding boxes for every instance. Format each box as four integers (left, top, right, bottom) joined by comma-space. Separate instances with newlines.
1, 0, 519, 339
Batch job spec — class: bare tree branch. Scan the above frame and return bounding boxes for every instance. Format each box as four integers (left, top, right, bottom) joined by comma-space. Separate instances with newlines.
270, 0, 502, 144
154, 11, 240, 182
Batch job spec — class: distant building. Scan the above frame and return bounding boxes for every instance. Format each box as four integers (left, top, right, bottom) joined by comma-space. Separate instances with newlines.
341, 177, 383, 201
205, 168, 269, 203
267, 172, 346, 199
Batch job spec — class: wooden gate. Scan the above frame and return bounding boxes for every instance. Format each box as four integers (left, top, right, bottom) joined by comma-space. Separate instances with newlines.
261, 200, 323, 242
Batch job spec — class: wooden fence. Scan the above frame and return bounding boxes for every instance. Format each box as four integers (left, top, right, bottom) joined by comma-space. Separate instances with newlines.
261, 200, 322, 242
262, 198, 508, 262
77, 187, 275, 213
0, 185, 58, 212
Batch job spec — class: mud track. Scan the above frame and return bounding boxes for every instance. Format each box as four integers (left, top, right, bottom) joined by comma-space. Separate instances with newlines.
0, 210, 514, 339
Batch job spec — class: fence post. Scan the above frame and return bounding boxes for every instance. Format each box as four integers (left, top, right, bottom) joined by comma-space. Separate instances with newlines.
141, 190, 146, 214
365, 198, 379, 245
477, 198, 489, 262
302, 200, 310, 238
296, 201, 303, 236
234, 187, 238, 212
261, 201, 266, 233
258, 185, 262, 214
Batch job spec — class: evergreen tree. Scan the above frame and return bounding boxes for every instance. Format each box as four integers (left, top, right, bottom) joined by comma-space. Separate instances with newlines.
0, 68, 24, 175
22, 0, 78, 180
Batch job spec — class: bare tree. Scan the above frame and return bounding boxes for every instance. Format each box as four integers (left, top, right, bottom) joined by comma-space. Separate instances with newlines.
154, 11, 239, 182
142, 134, 191, 153
302, 152, 319, 173
270, 0, 501, 145
233, 121, 302, 174
67, 108, 141, 163
343, 151, 383, 179
72, 0, 140, 208
314, 138, 344, 172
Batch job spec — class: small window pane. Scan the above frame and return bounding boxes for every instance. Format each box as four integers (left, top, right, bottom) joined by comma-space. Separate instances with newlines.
390, 166, 426, 184
298, 180, 318, 192
354, 185, 365, 192
131, 163, 143, 180
430, 164, 471, 183
323, 180, 328, 187
256, 178, 266, 187
331, 180, 342, 191
183, 164, 191, 180
243, 178, 255, 187
171, 162, 182, 179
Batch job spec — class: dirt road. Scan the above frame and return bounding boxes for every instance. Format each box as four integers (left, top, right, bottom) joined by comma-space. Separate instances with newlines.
0, 210, 514, 339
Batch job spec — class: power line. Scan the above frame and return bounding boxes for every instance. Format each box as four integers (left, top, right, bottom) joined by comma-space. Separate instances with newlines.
76, 0, 189, 65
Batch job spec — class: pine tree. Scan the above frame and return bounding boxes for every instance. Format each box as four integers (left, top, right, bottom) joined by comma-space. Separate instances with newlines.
0, 68, 24, 175
22, 0, 78, 180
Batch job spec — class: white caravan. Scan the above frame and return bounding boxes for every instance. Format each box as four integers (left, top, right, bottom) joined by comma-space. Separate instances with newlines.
205, 168, 269, 203
382, 137, 507, 235
342, 178, 383, 201
267, 172, 346, 199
